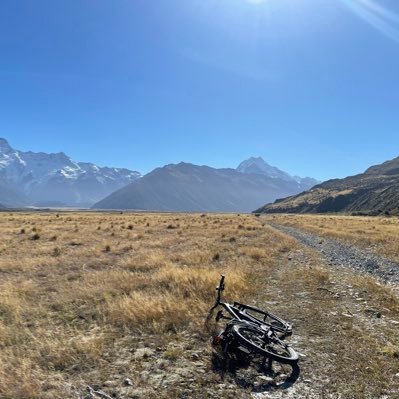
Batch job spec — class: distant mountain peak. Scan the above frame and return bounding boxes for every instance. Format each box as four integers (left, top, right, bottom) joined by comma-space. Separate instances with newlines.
93, 161, 318, 212
0, 138, 14, 153
237, 157, 295, 181
237, 156, 319, 187
246, 156, 265, 162
0, 138, 142, 207
238, 156, 267, 168
240, 157, 272, 171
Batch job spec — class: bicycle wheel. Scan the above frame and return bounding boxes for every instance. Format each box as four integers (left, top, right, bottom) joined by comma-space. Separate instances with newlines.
232, 323, 298, 365
250, 310, 291, 335
234, 302, 292, 336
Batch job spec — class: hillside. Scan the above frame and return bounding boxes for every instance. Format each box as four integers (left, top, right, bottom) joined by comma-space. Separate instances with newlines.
0, 177, 29, 208
256, 156, 399, 215
93, 162, 316, 212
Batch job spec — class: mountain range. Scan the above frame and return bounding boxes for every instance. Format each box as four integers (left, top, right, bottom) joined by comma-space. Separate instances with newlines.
0, 138, 318, 211
256, 156, 399, 215
93, 160, 318, 212
0, 138, 141, 207
3, 136, 398, 215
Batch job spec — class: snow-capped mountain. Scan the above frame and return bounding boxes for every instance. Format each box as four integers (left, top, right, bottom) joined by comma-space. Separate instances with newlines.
0, 138, 141, 207
237, 157, 319, 188
93, 162, 317, 212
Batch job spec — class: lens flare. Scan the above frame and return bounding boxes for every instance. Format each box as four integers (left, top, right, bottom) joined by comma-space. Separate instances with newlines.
341, 0, 399, 43
246, 0, 267, 4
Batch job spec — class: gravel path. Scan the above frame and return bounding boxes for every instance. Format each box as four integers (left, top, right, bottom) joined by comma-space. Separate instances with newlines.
269, 223, 399, 287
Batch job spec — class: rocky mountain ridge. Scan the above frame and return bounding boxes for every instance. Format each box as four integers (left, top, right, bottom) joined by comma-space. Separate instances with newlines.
0, 138, 141, 207
256, 156, 399, 215
0, 139, 319, 211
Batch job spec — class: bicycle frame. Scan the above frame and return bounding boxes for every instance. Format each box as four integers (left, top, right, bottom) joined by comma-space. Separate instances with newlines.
208, 275, 292, 338
208, 275, 299, 366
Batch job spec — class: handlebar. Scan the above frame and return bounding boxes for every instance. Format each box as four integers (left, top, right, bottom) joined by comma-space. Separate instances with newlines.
217, 275, 225, 293
215, 274, 225, 304
206, 275, 226, 323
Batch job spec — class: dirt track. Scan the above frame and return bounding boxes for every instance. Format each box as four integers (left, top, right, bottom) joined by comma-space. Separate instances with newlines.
252, 222, 399, 399
269, 222, 399, 289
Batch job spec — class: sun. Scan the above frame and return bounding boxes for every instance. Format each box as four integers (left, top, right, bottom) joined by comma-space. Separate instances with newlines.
246, 0, 267, 4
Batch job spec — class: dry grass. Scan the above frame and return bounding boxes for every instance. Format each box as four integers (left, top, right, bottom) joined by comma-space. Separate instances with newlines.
270, 250, 399, 398
265, 213, 399, 263
0, 212, 296, 398
0, 212, 398, 398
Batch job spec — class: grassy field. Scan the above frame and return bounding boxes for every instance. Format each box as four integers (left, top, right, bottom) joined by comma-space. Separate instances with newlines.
264, 214, 399, 263
0, 212, 398, 398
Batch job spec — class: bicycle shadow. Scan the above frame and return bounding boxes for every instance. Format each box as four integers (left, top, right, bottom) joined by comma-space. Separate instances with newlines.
211, 350, 301, 393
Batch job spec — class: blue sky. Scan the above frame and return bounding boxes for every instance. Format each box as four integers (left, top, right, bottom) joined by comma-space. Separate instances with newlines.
1, 0, 399, 181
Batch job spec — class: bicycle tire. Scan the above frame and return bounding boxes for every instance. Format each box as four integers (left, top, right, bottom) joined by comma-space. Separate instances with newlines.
234, 302, 292, 335
250, 310, 291, 334
232, 323, 298, 365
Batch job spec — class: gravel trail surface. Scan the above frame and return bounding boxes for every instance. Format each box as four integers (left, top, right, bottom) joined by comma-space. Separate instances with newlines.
269, 223, 399, 287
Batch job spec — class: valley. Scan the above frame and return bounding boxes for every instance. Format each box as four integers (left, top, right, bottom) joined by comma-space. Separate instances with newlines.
0, 212, 398, 398
4, 1, 399, 398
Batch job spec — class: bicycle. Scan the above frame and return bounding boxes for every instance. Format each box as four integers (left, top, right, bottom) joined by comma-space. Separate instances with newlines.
207, 275, 298, 365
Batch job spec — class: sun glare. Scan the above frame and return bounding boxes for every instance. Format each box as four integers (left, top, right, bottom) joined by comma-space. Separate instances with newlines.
341, 0, 399, 44
246, 0, 267, 4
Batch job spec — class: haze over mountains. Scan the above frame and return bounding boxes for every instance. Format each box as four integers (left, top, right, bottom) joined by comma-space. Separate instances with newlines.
0, 138, 141, 207
256, 156, 399, 216
93, 159, 318, 212
0, 138, 319, 211
237, 157, 318, 187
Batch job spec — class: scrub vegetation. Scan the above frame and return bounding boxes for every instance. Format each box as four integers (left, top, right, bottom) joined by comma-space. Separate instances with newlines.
0, 212, 398, 398
265, 214, 399, 263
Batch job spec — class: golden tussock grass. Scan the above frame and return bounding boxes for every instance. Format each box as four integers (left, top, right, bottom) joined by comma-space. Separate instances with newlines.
266, 214, 399, 263
0, 212, 295, 398
0, 212, 398, 398
104, 266, 252, 333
